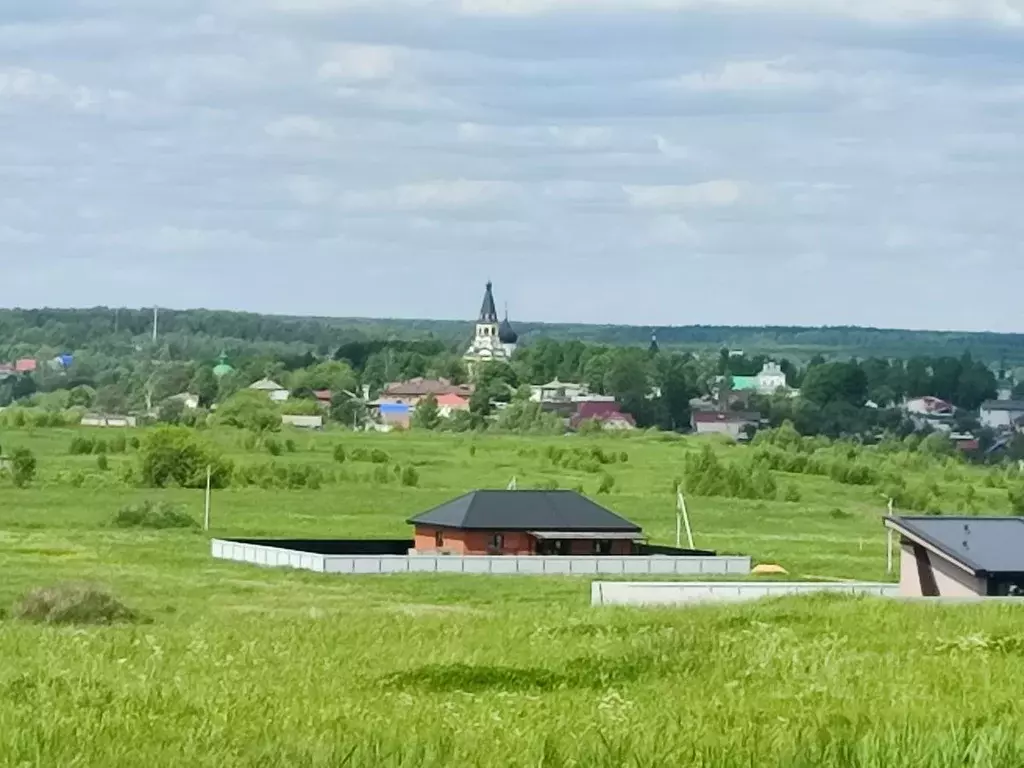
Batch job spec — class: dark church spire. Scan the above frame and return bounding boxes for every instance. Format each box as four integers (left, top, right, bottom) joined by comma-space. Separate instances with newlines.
478, 280, 498, 323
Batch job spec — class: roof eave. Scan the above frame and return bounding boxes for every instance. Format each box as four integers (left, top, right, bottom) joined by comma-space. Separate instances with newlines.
883, 516, 984, 577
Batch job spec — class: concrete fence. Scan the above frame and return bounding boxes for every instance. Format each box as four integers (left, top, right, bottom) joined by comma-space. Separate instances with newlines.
591, 580, 901, 606
211, 539, 752, 577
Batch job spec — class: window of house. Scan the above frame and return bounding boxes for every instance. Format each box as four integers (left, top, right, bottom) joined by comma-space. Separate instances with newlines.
491, 534, 505, 550
434, 531, 444, 548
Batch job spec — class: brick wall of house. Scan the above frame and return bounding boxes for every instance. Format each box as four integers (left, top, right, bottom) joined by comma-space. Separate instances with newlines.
413, 526, 636, 556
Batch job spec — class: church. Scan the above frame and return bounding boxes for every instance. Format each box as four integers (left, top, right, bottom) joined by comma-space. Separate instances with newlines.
463, 281, 518, 377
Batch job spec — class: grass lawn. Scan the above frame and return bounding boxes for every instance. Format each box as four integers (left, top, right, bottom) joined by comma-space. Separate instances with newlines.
2, 427, 1024, 766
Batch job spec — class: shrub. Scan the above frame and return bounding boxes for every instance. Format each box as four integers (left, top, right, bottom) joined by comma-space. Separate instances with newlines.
138, 426, 232, 489
829, 508, 853, 520
468, 444, 477, 458
618, 451, 629, 464
333, 445, 347, 463
1009, 485, 1024, 515
285, 439, 297, 453
215, 390, 281, 433
109, 434, 127, 454
93, 438, 109, 455
597, 473, 615, 494
96, 454, 109, 471
372, 465, 392, 485
534, 478, 559, 490
783, 485, 802, 503
13, 583, 140, 625
370, 448, 390, 464
69, 436, 95, 455
401, 466, 420, 487
9, 448, 37, 488
112, 500, 198, 530
129, 436, 141, 450
265, 438, 283, 456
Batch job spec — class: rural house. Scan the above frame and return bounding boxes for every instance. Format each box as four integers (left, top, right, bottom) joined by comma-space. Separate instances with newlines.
250, 378, 290, 402
570, 401, 636, 431
691, 411, 760, 440
408, 490, 645, 556
884, 516, 1024, 597
980, 400, 1024, 431
378, 378, 472, 408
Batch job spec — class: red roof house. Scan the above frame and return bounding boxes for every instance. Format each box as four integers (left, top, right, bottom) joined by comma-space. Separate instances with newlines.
570, 401, 636, 430
15, 359, 37, 373
313, 389, 333, 406
435, 393, 470, 415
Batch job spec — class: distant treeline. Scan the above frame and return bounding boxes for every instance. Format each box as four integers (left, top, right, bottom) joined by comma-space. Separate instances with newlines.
1, 307, 1024, 365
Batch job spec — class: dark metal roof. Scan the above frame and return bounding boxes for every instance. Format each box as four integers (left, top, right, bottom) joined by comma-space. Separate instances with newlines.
498, 314, 518, 344
885, 515, 1024, 576
478, 281, 498, 323
408, 490, 642, 532
981, 400, 1024, 412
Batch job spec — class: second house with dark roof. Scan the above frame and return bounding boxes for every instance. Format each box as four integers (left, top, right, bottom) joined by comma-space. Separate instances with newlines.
408, 490, 645, 556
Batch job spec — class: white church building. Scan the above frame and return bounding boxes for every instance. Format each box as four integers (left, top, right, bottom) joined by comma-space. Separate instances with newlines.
463, 281, 518, 376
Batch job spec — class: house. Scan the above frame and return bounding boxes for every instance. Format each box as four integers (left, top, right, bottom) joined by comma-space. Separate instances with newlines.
531, 379, 588, 403
691, 411, 760, 440
0, 363, 14, 380
250, 378, 290, 402
950, 432, 980, 453
81, 413, 137, 428
435, 392, 470, 417
282, 414, 323, 429
408, 490, 646, 556
884, 516, 1024, 597
313, 390, 333, 408
570, 401, 636, 431
378, 402, 411, 429
980, 400, 1024, 431
168, 393, 200, 410
904, 396, 954, 417
378, 378, 472, 408
730, 362, 789, 396
15, 359, 37, 373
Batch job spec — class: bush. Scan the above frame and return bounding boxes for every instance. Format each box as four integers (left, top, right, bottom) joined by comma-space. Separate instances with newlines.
618, 451, 629, 464
400, 466, 420, 487
138, 426, 232, 489
112, 500, 198, 529
285, 439, 297, 453
109, 434, 128, 454
96, 454, 109, 471
1009, 485, 1024, 515
9, 448, 37, 488
265, 438, 283, 456
783, 485, 802, 503
597, 472, 615, 494
93, 438, 109, 455
13, 583, 140, 625
69, 436, 95, 455
370, 448, 390, 464
333, 445, 347, 463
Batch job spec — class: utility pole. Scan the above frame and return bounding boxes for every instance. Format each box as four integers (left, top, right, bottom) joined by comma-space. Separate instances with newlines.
152, 306, 159, 344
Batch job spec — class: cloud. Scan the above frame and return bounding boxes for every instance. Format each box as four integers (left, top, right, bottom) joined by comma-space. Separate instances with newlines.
266, 115, 335, 139
624, 180, 744, 209
317, 44, 401, 82
340, 179, 522, 211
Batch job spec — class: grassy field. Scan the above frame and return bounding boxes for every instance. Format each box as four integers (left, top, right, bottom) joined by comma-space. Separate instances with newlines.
3, 426, 1024, 766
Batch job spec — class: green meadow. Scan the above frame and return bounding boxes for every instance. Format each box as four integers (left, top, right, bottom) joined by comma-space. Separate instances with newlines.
3, 426, 1024, 767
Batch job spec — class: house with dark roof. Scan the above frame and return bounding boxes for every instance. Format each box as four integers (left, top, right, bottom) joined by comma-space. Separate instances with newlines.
884, 516, 1024, 597
570, 401, 636, 431
408, 490, 645, 556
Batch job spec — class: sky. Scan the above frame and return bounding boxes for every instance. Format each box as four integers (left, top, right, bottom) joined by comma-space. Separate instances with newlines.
3, 1, 1024, 332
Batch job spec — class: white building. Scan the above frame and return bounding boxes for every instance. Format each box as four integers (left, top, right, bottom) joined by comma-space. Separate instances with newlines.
281, 414, 323, 429
463, 281, 517, 377
980, 400, 1024, 431
250, 378, 290, 403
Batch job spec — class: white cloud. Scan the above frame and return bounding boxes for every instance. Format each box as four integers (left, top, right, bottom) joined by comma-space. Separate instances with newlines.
318, 44, 401, 82
340, 179, 521, 211
0, 67, 118, 111
266, 115, 335, 140
624, 180, 743, 209
669, 59, 821, 92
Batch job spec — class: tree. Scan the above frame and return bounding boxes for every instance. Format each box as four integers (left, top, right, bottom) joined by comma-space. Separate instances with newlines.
800, 362, 868, 407
139, 427, 232, 488
157, 398, 186, 425
67, 385, 96, 408
9, 448, 37, 488
293, 360, 358, 395
190, 366, 219, 407
412, 393, 441, 430
215, 390, 281, 433
330, 393, 367, 429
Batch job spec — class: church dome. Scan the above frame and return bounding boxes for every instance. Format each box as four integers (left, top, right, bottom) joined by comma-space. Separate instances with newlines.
213, 352, 234, 378
499, 316, 518, 345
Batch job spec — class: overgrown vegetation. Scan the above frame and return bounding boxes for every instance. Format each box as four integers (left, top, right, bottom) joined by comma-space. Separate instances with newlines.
12, 583, 140, 625
111, 500, 198, 529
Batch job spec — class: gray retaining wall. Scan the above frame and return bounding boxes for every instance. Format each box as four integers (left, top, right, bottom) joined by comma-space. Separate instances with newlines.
211, 539, 751, 577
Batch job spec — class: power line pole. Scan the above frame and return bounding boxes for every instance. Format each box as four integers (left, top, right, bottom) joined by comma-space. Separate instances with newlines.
152, 306, 159, 344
